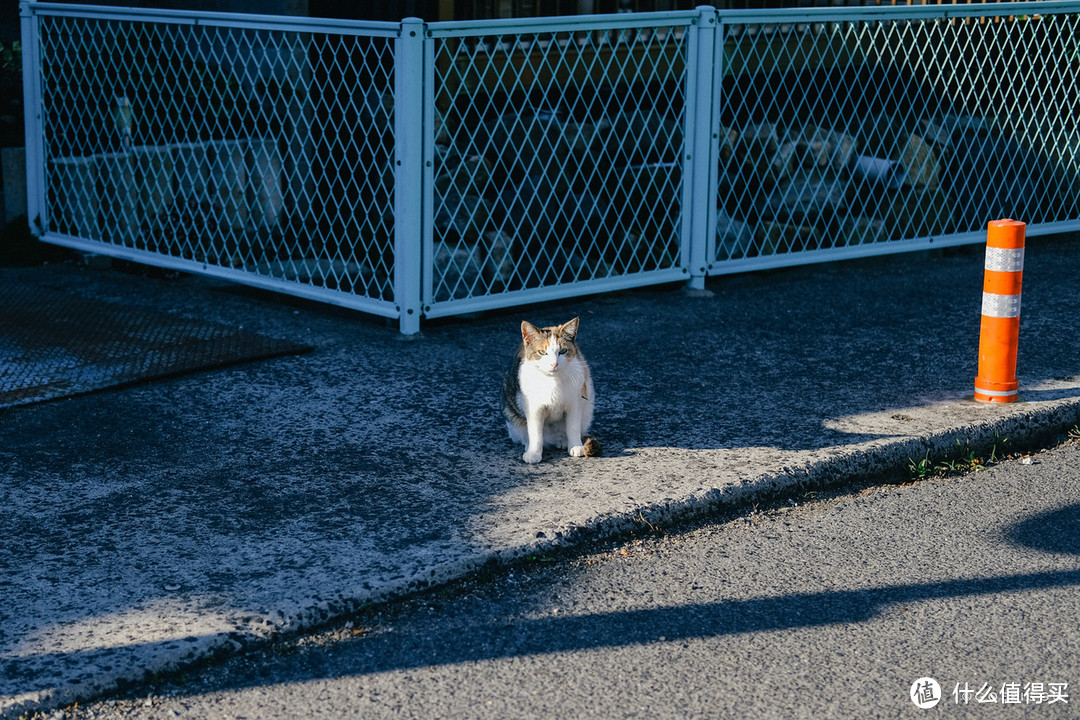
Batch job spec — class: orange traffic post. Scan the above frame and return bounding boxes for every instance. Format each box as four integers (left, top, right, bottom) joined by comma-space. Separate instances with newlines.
974, 219, 1025, 403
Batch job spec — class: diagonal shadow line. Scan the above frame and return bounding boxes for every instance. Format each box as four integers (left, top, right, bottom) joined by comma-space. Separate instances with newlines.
397, 569, 1080, 664
7, 504, 1080, 709
7, 568, 1080, 703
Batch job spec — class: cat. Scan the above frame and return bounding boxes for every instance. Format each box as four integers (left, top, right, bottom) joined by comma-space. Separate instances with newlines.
501, 317, 601, 464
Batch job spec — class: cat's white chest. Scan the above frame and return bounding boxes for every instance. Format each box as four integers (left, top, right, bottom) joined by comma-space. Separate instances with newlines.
503, 317, 596, 463
518, 361, 582, 409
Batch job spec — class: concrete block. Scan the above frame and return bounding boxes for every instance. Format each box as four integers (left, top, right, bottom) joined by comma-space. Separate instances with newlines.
248, 137, 283, 230
51, 156, 99, 239
435, 191, 493, 245
841, 213, 888, 247
757, 219, 814, 255
134, 146, 174, 238
733, 123, 781, 180
210, 140, 249, 231
716, 209, 754, 261
173, 142, 210, 209
97, 152, 139, 247
898, 134, 940, 190
766, 170, 846, 222
435, 153, 493, 199
885, 187, 952, 239
609, 107, 682, 165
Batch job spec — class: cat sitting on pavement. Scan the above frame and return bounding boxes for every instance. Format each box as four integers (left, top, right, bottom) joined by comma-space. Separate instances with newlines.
501, 317, 601, 464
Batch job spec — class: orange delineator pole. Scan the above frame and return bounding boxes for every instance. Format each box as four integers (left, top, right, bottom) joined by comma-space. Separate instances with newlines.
974, 219, 1025, 403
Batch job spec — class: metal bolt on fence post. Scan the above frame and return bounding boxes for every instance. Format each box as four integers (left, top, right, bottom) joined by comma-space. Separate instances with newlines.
974, 218, 1025, 403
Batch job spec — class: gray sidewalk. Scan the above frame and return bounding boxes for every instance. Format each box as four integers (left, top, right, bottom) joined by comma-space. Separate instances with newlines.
3, 237, 1080, 717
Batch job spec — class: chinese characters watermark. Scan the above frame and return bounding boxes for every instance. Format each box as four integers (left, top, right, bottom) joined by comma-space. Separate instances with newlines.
911, 678, 1069, 708
910, 678, 942, 709
952, 681, 1069, 706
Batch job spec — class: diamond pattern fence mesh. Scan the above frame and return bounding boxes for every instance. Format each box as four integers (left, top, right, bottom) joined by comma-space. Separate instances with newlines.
28, 7, 401, 316
712, 7, 1080, 270
427, 14, 694, 312
21, 2, 1080, 332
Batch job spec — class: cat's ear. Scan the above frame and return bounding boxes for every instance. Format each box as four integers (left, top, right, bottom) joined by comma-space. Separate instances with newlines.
560, 317, 580, 341
521, 321, 543, 345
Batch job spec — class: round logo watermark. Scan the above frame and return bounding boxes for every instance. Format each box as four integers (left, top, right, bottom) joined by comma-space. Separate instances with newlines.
911, 677, 942, 709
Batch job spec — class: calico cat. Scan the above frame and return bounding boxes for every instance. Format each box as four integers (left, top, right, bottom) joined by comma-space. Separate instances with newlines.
501, 317, 601, 464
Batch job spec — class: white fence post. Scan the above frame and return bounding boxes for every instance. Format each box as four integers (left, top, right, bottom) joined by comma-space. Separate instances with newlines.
684, 5, 720, 291
394, 18, 426, 335
19, 1, 46, 236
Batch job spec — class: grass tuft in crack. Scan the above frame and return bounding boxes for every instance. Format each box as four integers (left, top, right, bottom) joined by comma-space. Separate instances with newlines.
907, 436, 1011, 482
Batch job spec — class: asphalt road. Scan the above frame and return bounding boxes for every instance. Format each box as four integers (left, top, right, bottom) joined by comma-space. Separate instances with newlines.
30, 437, 1080, 720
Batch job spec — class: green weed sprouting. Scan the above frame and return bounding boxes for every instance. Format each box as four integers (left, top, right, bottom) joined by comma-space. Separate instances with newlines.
908, 453, 934, 481
907, 436, 1011, 482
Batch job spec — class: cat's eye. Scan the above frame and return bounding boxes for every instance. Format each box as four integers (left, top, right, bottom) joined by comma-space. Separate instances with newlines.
558, 348, 568, 355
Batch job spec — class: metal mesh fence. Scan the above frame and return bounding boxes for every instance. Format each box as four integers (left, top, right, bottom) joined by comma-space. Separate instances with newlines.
711, 8, 1080, 270
32, 8, 400, 312
21, 2, 1080, 331
427, 14, 694, 312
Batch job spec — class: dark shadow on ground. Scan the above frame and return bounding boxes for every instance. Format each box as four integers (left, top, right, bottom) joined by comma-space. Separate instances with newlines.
1007, 503, 1080, 556
30, 500, 1077, 702
10, 567, 1080, 697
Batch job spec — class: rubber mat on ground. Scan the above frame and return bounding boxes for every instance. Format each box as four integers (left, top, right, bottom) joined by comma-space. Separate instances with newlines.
0, 271, 313, 409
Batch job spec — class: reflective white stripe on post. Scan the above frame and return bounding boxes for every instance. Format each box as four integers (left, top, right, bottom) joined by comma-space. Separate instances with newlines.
981, 292, 1022, 319
975, 386, 1019, 397
983, 246, 1025, 273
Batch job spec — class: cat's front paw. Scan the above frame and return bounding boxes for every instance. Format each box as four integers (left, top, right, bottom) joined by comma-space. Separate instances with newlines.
522, 449, 543, 464
569, 445, 586, 457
